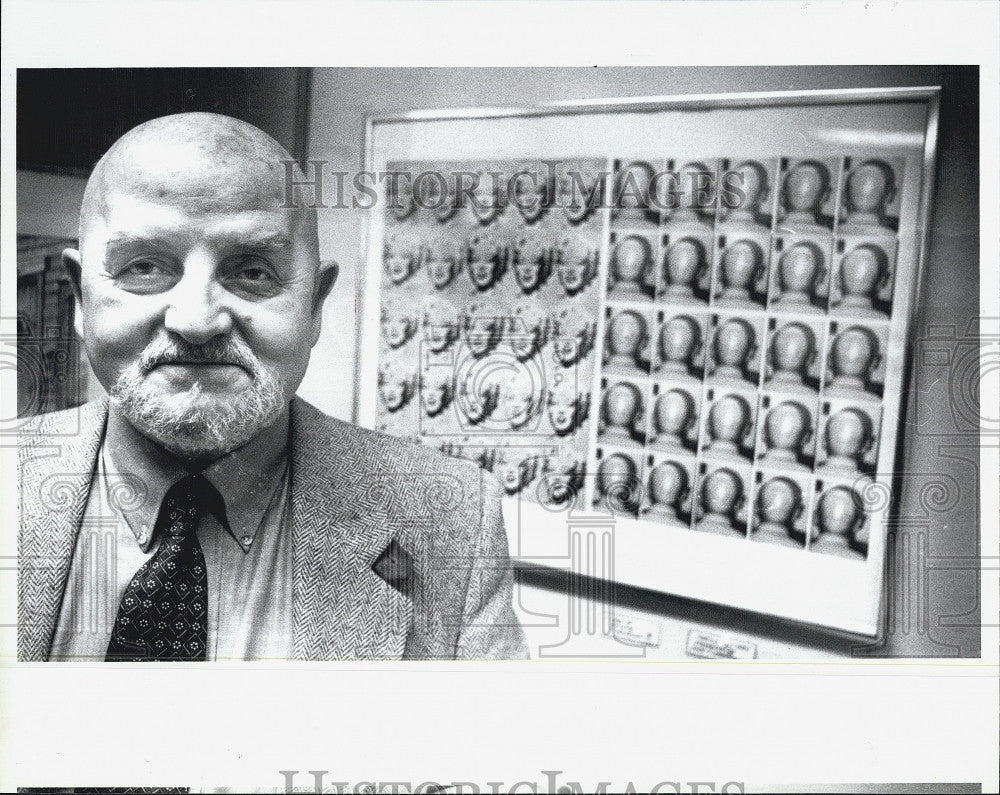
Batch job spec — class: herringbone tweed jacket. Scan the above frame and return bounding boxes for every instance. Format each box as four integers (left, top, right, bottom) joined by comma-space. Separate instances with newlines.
18, 397, 529, 661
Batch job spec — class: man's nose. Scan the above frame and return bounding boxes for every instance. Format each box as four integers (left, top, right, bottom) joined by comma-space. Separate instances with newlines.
162, 254, 234, 344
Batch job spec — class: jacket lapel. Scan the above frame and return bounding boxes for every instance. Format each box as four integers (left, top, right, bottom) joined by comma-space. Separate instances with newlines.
289, 399, 412, 660
18, 400, 107, 661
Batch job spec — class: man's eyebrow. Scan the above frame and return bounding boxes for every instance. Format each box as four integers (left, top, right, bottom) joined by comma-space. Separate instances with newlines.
223, 232, 294, 251
106, 233, 170, 249
103, 234, 175, 259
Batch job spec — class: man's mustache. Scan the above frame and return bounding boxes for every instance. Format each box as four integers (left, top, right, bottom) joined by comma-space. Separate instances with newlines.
138, 337, 260, 376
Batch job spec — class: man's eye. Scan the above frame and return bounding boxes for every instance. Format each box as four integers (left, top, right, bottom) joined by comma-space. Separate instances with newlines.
113, 259, 176, 293
225, 258, 281, 297
239, 266, 272, 282
122, 260, 165, 276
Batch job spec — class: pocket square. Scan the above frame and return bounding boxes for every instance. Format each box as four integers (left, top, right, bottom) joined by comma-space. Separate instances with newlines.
372, 538, 415, 598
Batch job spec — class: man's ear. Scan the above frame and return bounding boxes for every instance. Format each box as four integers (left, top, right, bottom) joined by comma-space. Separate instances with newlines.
313, 259, 339, 314
62, 248, 85, 337
309, 259, 339, 344
62, 248, 83, 301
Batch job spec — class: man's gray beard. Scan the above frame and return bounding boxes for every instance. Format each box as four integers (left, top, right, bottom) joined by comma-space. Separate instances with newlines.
109, 341, 286, 460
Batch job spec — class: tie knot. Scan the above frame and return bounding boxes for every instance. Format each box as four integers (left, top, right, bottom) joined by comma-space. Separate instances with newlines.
160, 475, 223, 536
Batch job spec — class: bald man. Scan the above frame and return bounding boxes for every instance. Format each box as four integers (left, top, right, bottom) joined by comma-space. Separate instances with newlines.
18, 113, 528, 661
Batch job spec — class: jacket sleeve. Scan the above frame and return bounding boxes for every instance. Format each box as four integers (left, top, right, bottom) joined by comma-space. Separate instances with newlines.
455, 469, 530, 660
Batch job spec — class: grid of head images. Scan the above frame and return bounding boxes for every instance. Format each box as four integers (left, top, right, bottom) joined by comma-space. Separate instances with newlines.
595, 156, 904, 560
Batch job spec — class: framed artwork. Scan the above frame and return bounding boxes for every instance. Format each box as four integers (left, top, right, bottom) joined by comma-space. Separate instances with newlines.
357, 87, 940, 638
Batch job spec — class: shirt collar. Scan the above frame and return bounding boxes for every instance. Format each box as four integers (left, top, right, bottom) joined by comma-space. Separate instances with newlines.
102, 405, 290, 554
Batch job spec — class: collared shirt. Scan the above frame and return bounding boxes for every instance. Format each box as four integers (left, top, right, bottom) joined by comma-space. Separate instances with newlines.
50, 408, 294, 661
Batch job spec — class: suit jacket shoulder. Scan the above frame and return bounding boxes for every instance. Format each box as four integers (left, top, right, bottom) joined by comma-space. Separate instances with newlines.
19, 399, 108, 522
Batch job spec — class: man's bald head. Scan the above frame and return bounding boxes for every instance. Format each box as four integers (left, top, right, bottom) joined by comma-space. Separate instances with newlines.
79, 112, 318, 265
67, 112, 338, 462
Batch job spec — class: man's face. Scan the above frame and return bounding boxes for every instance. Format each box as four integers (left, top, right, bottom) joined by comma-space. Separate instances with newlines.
72, 165, 331, 460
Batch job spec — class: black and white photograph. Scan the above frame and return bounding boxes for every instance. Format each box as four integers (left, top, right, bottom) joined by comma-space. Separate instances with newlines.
2, 1, 997, 793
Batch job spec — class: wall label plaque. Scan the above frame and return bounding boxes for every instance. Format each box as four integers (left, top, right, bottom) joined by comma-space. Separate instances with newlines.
685, 629, 758, 660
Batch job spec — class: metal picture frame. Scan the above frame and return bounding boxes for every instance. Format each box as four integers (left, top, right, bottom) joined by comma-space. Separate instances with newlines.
357, 85, 941, 640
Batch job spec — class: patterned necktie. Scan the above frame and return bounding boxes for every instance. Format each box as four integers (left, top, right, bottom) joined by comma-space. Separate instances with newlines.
106, 475, 220, 662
